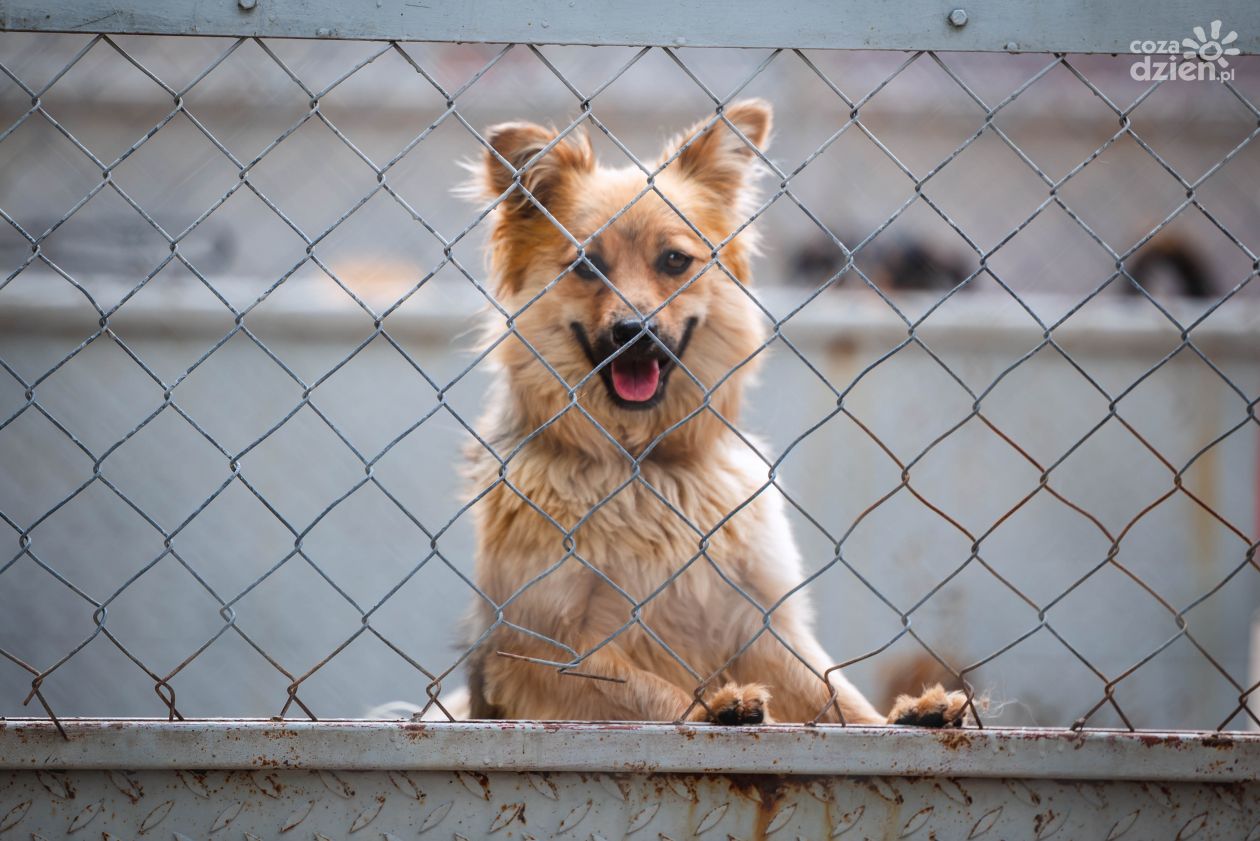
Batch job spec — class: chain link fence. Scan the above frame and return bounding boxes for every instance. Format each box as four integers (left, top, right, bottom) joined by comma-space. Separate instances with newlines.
1, 24, 1258, 734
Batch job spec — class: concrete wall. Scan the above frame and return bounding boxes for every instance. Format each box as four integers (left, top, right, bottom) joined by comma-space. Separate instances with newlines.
1, 283, 1256, 728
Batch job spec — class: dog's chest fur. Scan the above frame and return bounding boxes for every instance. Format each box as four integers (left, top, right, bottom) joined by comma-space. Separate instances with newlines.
475, 438, 786, 602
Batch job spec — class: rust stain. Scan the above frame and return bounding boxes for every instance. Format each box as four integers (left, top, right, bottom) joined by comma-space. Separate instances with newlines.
1137, 734, 1173, 748
402, 722, 432, 740
724, 774, 813, 840
1033, 808, 1055, 837
1200, 735, 1234, 750
457, 770, 492, 800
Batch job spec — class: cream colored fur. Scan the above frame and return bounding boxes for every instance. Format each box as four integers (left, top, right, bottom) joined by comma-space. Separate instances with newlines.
460, 100, 968, 727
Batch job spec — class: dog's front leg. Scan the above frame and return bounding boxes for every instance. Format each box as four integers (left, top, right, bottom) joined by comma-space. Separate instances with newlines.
481, 648, 686, 721
569, 644, 699, 721
731, 629, 971, 726
485, 636, 775, 724
564, 644, 779, 725
729, 630, 885, 724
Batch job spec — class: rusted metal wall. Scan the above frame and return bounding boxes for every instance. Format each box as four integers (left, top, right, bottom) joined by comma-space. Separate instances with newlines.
2, 721, 1259, 839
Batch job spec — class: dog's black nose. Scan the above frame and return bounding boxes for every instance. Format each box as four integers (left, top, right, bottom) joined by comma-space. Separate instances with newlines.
611, 318, 655, 347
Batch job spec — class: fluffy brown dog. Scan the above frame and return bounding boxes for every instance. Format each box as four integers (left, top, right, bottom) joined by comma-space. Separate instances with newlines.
461, 100, 969, 727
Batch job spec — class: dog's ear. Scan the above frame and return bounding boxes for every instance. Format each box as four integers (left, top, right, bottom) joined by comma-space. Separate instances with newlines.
475, 122, 594, 214
661, 99, 772, 200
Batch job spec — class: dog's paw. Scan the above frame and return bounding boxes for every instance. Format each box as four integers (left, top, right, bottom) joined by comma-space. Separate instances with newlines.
887, 683, 970, 728
694, 682, 772, 725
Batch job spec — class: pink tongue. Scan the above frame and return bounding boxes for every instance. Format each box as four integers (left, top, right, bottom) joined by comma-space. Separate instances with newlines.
610, 357, 661, 402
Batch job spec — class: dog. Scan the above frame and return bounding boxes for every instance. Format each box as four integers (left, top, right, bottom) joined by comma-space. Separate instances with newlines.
458, 99, 970, 727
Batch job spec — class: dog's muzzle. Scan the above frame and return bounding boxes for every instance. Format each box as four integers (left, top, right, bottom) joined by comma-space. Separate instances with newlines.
571, 316, 697, 410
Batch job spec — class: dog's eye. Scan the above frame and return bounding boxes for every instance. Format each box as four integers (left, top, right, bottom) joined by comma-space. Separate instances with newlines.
659, 250, 693, 276
574, 254, 608, 281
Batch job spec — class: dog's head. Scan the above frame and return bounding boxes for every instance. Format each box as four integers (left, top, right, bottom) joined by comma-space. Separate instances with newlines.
469, 100, 772, 455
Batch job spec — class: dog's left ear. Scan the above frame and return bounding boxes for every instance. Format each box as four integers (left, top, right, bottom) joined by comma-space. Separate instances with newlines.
660, 99, 772, 200
474, 121, 594, 214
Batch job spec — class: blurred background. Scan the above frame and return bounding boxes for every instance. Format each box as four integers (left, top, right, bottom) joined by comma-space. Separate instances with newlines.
0, 33, 1257, 729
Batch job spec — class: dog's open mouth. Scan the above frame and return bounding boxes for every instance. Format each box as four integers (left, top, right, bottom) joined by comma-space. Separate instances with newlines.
610, 356, 661, 403
571, 318, 697, 410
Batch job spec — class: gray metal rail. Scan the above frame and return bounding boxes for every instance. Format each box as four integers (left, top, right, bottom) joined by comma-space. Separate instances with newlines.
2, 0, 1258, 53
3, 719, 1258, 780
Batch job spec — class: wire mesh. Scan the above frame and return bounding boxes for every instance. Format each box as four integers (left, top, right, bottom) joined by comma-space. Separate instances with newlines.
0, 31, 1257, 734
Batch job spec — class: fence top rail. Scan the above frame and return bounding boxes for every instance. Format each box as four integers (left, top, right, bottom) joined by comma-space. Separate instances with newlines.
2, 720, 1258, 781
2, 0, 1258, 54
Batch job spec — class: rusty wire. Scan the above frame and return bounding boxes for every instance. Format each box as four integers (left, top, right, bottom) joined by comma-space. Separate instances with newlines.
0, 33, 1257, 735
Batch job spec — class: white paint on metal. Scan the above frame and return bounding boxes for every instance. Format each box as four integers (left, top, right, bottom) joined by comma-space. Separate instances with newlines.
1, 0, 1257, 54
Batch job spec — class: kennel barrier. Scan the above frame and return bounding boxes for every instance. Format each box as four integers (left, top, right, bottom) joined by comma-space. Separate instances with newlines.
2, 0, 1260, 837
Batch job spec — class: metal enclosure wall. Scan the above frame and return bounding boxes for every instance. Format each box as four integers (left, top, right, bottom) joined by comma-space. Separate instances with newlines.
2, 721, 1260, 839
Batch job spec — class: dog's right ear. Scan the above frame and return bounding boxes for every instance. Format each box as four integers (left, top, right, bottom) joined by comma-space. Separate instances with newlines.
659, 99, 772, 204
472, 122, 594, 214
